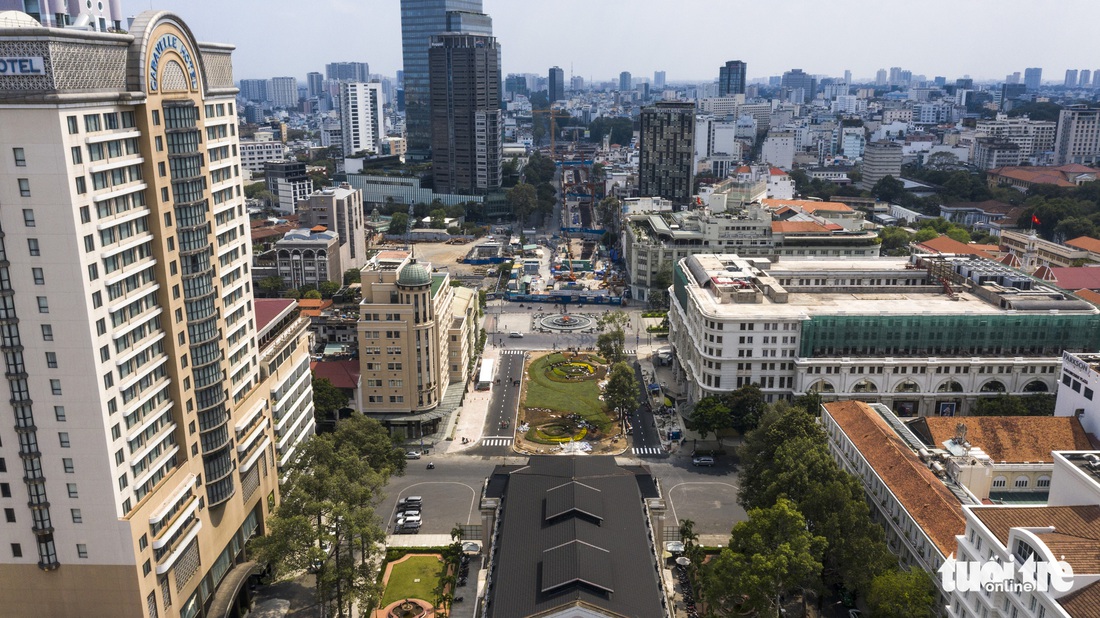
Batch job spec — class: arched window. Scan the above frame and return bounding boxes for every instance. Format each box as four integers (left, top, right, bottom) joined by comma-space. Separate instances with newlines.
992, 476, 1007, 488
937, 380, 964, 393
980, 380, 1006, 393
1037, 476, 1051, 488
895, 380, 920, 393
809, 380, 835, 394
852, 379, 878, 393
1014, 476, 1029, 488
1023, 380, 1049, 393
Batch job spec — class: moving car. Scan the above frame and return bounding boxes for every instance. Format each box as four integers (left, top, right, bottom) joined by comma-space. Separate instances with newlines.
509, 332, 523, 338
405, 451, 421, 459
692, 456, 715, 467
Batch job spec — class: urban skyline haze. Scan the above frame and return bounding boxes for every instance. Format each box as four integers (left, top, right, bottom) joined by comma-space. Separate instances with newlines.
140, 0, 1100, 84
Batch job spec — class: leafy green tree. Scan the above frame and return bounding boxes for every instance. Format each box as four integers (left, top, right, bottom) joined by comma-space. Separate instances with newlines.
945, 227, 971, 244
507, 183, 537, 223
872, 175, 905, 203
596, 311, 631, 362
245, 181, 268, 199
258, 275, 285, 297
913, 227, 938, 242
313, 377, 350, 427
344, 269, 362, 285
866, 569, 938, 618
429, 208, 448, 229
604, 362, 639, 424
388, 212, 409, 236
702, 498, 826, 617
973, 394, 1055, 417
303, 289, 322, 300
648, 262, 673, 311
686, 396, 731, 440
739, 403, 829, 509
319, 281, 341, 298
724, 384, 767, 434
1053, 216, 1096, 243
252, 415, 402, 617
878, 226, 913, 255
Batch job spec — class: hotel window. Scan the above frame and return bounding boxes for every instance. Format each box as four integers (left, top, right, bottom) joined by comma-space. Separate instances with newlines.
58, 432, 69, 447
62, 458, 74, 473
11, 543, 22, 558
71, 509, 82, 524
32, 268, 44, 285
76, 544, 88, 559
12, 148, 25, 166
84, 114, 100, 132
67, 483, 78, 498
37, 297, 49, 313
66, 116, 78, 134
45, 352, 57, 368
4, 509, 13, 523
22, 209, 34, 227
27, 238, 39, 256
41, 324, 52, 340
54, 406, 65, 421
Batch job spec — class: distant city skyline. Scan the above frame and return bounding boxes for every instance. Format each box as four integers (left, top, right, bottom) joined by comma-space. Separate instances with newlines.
140, 0, 1099, 84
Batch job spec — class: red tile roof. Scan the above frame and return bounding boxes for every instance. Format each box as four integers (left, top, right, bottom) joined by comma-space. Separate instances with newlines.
254, 299, 297, 333
310, 359, 360, 390
763, 198, 854, 213
824, 400, 966, 556
298, 298, 333, 317
923, 416, 1092, 463
1066, 236, 1100, 254
1049, 267, 1100, 290
915, 235, 995, 258
970, 505, 1100, 573
1076, 289, 1100, 306
1060, 580, 1100, 618
771, 220, 842, 234
989, 165, 1098, 188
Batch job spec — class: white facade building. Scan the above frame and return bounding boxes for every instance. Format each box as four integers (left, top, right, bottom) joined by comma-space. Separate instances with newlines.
1055, 351, 1100, 437
761, 131, 795, 169
339, 81, 384, 157
668, 254, 1091, 413
269, 76, 298, 108
239, 139, 289, 173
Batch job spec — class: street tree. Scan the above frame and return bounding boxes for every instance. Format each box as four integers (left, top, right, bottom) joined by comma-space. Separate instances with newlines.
648, 262, 673, 311
429, 208, 448, 229
738, 403, 829, 509
596, 196, 621, 229
252, 416, 401, 616
866, 568, 938, 618
506, 182, 538, 223
595, 310, 631, 362
702, 498, 826, 617
603, 362, 639, 425
685, 396, 731, 440
872, 175, 905, 203
723, 384, 766, 433
319, 281, 341, 298
312, 377, 349, 427
389, 212, 409, 236
258, 275, 285, 297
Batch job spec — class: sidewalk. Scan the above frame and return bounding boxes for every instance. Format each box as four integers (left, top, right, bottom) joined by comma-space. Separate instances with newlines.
444, 345, 500, 454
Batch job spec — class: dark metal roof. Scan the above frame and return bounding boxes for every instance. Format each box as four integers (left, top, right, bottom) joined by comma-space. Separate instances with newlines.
486, 456, 664, 618
545, 480, 604, 523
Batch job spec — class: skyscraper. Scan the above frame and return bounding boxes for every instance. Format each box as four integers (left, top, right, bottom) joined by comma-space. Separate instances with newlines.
270, 76, 298, 108
1065, 69, 1079, 87
619, 71, 632, 92
548, 66, 564, 102
306, 71, 324, 98
860, 141, 903, 190
780, 69, 816, 103
639, 101, 695, 204
400, 0, 493, 160
340, 82, 385, 156
1081, 70, 1092, 88
1054, 105, 1100, 165
0, 10, 311, 615
718, 60, 747, 96
239, 78, 269, 102
875, 69, 888, 86
325, 61, 370, 82
654, 71, 666, 89
1024, 67, 1042, 91
429, 33, 502, 194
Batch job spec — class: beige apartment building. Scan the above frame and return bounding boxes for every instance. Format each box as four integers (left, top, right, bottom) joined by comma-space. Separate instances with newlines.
0, 11, 311, 617
357, 252, 478, 438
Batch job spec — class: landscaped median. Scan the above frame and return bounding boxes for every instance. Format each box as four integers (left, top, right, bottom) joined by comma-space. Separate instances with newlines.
522, 352, 612, 431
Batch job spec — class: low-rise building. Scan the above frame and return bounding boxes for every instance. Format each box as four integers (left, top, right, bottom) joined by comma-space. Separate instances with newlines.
621, 205, 879, 302
973, 137, 1022, 170
668, 253, 1098, 413
987, 164, 1097, 192
239, 139, 289, 173
275, 228, 341, 288
265, 161, 313, 215
299, 184, 368, 276
1001, 230, 1090, 269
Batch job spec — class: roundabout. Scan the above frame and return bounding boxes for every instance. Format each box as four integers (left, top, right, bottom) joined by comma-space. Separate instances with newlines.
537, 313, 595, 331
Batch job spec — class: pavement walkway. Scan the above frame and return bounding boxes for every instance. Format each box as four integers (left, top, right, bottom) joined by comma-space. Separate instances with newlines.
443, 345, 500, 454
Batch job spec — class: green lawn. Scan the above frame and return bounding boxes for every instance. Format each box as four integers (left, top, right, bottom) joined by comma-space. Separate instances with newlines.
380, 555, 443, 606
523, 354, 611, 428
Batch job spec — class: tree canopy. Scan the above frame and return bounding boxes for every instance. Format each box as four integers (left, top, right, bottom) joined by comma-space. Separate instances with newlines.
866, 568, 939, 618
595, 310, 631, 363
603, 361, 639, 423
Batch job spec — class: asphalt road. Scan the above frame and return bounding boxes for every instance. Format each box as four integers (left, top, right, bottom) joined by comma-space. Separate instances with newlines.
466, 350, 526, 455
628, 362, 666, 458
381, 457, 511, 535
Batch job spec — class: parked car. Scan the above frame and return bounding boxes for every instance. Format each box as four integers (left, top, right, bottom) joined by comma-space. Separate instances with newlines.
692, 456, 715, 467
509, 332, 523, 338
398, 496, 422, 510
405, 451, 421, 459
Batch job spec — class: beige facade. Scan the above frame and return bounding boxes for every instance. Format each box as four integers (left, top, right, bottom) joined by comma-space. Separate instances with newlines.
357, 252, 478, 437
0, 12, 294, 617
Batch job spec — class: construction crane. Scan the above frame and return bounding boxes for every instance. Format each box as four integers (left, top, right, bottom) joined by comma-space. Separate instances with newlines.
532, 107, 571, 161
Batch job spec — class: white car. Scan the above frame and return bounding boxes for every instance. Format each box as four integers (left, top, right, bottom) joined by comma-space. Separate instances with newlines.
405, 451, 422, 459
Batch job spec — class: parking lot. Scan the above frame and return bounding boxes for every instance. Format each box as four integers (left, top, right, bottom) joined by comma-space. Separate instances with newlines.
379, 458, 499, 536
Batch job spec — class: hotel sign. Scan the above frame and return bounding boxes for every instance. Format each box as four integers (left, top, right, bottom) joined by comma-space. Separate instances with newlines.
148, 33, 198, 92
0, 57, 45, 75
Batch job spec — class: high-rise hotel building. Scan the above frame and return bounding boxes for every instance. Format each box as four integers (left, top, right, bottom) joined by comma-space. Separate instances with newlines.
0, 11, 287, 617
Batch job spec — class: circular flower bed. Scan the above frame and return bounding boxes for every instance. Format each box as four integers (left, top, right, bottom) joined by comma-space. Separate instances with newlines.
528, 421, 588, 444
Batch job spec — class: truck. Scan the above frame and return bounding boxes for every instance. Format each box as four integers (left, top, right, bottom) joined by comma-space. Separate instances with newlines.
476, 359, 495, 390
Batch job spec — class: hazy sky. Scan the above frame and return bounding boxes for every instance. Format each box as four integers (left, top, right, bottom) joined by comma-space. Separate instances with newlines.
138, 0, 1100, 84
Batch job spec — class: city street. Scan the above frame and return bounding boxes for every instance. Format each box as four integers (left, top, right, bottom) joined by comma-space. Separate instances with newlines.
464, 350, 526, 455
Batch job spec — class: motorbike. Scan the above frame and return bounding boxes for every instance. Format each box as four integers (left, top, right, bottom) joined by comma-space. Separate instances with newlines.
426, 462, 435, 470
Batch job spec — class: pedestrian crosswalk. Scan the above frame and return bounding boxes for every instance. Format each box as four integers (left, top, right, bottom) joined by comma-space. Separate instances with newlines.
482, 437, 514, 447
501, 350, 526, 356
632, 446, 664, 456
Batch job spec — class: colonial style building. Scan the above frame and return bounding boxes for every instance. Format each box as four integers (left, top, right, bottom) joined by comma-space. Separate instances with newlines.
357, 252, 478, 437
668, 253, 1097, 415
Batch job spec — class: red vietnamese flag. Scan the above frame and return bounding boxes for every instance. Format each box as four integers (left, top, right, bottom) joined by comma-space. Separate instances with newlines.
1032, 214, 1041, 226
